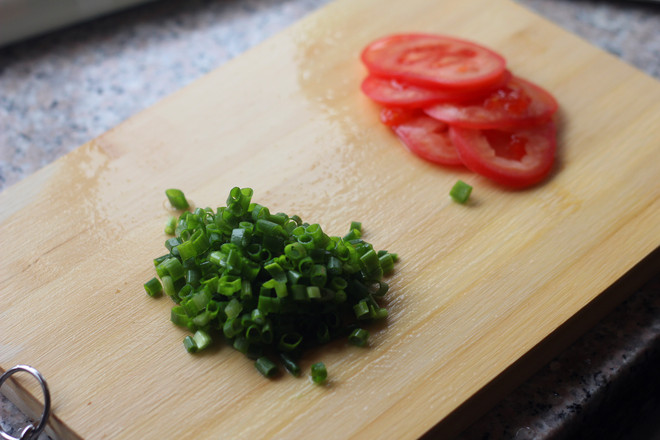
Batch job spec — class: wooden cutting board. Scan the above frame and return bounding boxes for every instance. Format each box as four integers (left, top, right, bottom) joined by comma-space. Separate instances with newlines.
2, 0, 659, 438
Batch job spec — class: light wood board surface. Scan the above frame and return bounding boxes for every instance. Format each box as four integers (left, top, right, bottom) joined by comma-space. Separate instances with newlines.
2, 0, 660, 438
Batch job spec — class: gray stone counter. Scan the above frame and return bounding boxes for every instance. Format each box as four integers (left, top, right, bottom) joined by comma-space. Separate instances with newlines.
1, 0, 659, 438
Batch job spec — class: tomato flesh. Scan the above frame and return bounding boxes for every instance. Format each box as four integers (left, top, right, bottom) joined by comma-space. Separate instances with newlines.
449, 122, 557, 188
391, 114, 463, 166
379, 107, 422, 126
424, 76, 558, 130
361, 34, 507, 90
361, 71, 512, 108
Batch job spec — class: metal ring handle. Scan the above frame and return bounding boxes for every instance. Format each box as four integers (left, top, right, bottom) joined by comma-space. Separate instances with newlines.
0, 365, 51, 440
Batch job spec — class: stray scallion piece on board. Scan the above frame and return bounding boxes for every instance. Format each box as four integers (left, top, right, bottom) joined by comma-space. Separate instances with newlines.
146, 187, 398, 380
310, 362, 328, 384
449, 180, 473, 204
166, 188, 190, 210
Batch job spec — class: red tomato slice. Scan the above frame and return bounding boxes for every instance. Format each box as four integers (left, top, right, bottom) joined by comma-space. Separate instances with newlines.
391, 113, 463, 166
449, 122, 557, 188
425, 76, 558, 130
361, 33, 507, 90
361, 71, 512, 108
379, 107, 421, 126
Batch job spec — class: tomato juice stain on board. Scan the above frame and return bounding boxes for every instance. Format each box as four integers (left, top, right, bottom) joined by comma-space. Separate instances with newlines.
55, 140, 140, 239
3, 140, 122, 250
9, 140, 148, 295
290, 9, 412, 226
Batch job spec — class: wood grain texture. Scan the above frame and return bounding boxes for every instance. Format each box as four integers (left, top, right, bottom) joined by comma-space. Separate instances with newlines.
2, 0, 659, 438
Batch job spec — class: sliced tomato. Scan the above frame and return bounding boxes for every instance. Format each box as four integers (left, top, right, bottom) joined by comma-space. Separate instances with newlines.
361, 71, 512, 108
449, 122, 557, 188
424, 76, 558, 130
379, 107, 421, 126
361, 33, 507, 90
391, 113, 463, 166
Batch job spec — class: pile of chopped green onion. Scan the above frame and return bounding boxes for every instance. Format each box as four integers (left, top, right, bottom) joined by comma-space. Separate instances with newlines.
144, 187, 397, 380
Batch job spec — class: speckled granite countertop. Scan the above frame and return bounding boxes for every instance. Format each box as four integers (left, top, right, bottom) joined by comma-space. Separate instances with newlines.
1, 1, 659, 438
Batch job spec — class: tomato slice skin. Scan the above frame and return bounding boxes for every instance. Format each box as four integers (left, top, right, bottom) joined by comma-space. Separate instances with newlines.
425, 76, 558, 130
361, 33, 508, 90
449, 122, 557, 188
361, 71, 512, 108
391, 113, 464, 166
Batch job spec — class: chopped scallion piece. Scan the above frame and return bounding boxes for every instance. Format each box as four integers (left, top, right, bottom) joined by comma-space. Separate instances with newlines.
348, 328, 369, 347
233, 336, 249, 354
143, 277, 162, 297
193, 330, 212, 351
224, 298, 243, 320
278, 332, 303, 352
450, 180, 473, 204
353, 300, 370, 320
171, 306, 190, 328
279, 353, 301, 377
158, 257, 184, 281
161, 275, 175, 299
310, 362, 327, 384
164, 216, 177, 235
166, 188, 190, 210
183, 336, 197, 353
307, 286, 321, 300
255, 356, 278, 378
